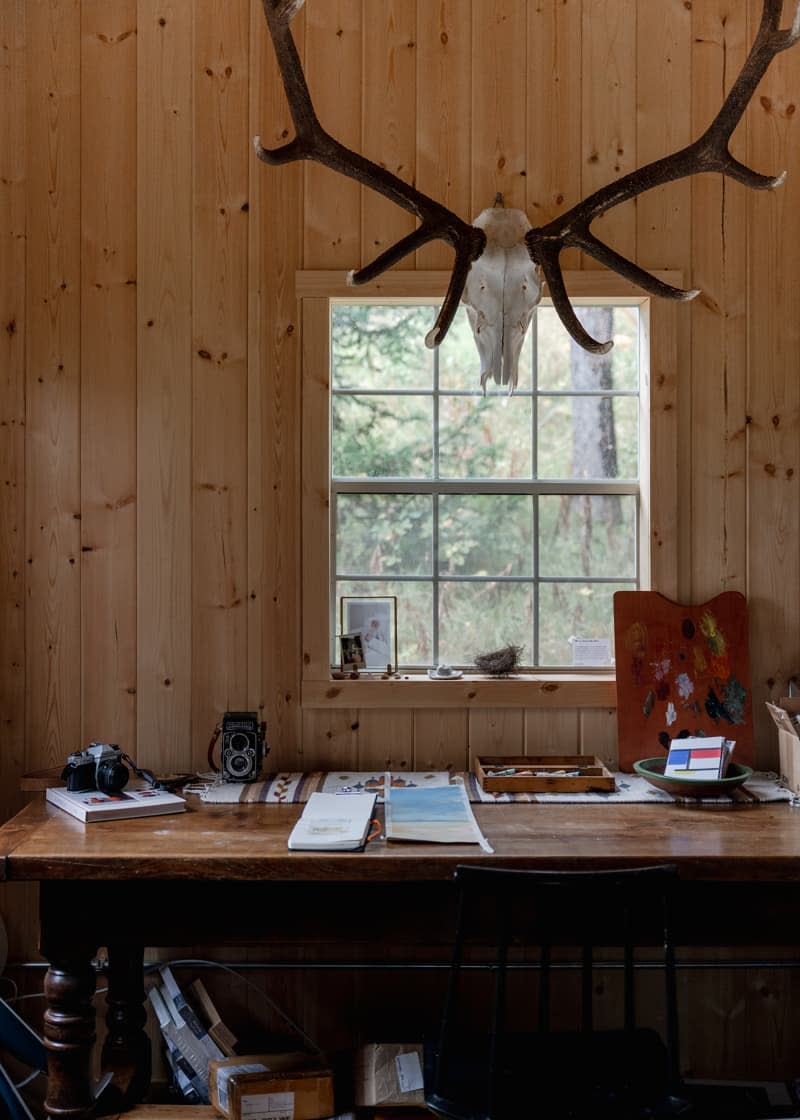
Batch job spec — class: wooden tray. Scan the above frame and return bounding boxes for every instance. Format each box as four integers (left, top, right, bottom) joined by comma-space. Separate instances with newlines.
474, 755, 616, 793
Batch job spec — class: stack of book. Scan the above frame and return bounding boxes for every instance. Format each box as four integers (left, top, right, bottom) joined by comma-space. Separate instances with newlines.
147, 965, 235, 1103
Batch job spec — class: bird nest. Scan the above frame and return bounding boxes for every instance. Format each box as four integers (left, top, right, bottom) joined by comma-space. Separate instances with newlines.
473, 644, 524, 677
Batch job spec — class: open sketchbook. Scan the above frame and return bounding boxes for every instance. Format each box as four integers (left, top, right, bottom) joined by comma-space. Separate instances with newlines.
287, 791, 377, 851
384, 783, 492, 851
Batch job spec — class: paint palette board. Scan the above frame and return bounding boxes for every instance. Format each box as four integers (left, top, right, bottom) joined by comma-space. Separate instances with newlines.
613, 591, 754, 773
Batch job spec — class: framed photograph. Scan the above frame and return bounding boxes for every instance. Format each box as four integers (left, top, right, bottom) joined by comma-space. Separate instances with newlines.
340, 596, 398, 671
339, 631, 366, 672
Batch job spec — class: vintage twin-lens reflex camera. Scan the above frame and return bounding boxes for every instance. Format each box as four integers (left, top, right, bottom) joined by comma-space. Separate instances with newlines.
61, 743, 130, 794
221, 711, 267, 783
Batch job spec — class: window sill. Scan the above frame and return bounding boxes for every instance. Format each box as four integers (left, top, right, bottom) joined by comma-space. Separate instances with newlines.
302, 673, 616, 709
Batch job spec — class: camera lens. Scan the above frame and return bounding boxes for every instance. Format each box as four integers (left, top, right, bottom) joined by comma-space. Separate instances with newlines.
226, 752, 251, 775
96, 757, 129, 794
229, 732, 250, 752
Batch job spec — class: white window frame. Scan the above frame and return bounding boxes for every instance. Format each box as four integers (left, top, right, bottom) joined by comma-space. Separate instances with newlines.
298, 270, 680, 710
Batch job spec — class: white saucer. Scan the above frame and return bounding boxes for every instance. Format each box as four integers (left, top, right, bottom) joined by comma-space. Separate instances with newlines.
427, 668, 463, 680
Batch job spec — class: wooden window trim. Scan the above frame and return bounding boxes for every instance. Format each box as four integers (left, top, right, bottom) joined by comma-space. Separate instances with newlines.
298, 270, 680, 710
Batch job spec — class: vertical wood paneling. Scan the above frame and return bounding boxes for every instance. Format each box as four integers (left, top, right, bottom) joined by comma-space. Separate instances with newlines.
413, 709, 468, 771
635, 1, 691, 599
527, 0, 582, 269
361, 0, 417, 267
137, 0, 193, 773
250, 0, 303, 766
301, 0, 361, 269
745, 0, 800, 761
357, 707, 414, 771
635, 0, 692, 274
80, 0, 137, 748
415, 0, 472, 269
301, 708, 358, 770
192, 0, 250, 768
580, 0, 637, 267
0, 0, 26, 825
689, 1, 748, 601
468, 709, 524, 766
579, 708, 618, 770
470, 0, 527, 212
26, 0, 82, 771
524, 709, 580, 754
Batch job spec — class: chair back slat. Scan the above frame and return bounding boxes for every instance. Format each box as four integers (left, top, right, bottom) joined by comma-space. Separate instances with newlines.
425, 862, 684, 1120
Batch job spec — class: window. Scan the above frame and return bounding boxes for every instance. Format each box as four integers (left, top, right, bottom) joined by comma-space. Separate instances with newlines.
299, 272, 679, 701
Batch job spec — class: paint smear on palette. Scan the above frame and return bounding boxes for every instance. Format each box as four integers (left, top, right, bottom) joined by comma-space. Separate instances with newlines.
666, 701, 677, 726
722, 675, 747, 724
624, 621, 648, 684
700, 610, 726, 656
676, 672, 693, 699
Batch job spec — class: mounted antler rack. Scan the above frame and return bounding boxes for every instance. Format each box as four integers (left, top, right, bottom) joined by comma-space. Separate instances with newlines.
256, 0, 800, 384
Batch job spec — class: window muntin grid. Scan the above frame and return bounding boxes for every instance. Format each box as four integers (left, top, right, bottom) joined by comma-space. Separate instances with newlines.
330, 301, 642, 670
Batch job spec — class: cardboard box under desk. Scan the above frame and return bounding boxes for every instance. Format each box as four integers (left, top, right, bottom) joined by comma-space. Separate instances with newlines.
354, 1043, 426, 1108
766, 699, 800, 797
209, 1051, 334, 1120
474, 755, 615, 794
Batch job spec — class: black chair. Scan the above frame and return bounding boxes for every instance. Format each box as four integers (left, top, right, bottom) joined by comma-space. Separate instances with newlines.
424, 863, 692, 1120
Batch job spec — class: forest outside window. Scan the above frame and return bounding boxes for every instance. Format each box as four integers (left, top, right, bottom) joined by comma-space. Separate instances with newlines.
332, 299, 643, 672
298, 272, 679, 700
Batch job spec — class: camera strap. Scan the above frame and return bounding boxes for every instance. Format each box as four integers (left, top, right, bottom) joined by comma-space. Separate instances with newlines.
119, 751, 184, 792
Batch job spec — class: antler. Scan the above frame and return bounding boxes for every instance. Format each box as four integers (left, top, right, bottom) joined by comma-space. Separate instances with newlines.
526, 0, 800, 353
257, 0, 800, 357
254, 0, 486, 349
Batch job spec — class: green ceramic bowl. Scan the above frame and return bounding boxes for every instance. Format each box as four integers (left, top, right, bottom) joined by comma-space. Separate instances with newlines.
633, 757, 753, 799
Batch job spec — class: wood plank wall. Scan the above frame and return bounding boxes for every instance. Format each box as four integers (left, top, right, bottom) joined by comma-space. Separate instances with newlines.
2, 0, 800, 1077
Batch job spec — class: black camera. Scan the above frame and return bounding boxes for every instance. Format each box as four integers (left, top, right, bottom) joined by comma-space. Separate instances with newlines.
221, 712, 267, 783
61, 743, 129, 794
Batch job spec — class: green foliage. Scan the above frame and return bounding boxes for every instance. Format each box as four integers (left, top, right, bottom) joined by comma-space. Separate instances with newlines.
331, 302, 641, 668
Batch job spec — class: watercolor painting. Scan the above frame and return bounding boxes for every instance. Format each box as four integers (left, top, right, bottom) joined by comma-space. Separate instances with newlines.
613, 590, 754, 772
385, 784, 482, 844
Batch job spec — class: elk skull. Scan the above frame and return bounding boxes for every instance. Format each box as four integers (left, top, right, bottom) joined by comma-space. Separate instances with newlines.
461, 204, 542, 393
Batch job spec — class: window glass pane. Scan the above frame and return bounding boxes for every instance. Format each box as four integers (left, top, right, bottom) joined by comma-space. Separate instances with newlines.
439, 581, 532, 667
538, 495, 637, 579
438, 395, 533, 479
537, 395, 638, 480
439, 495, 533, 577
438, 307, 533, 393
331, 305, 434, 390
337, 579, 434, 666
332, 395, 433, 478
336, 494, 432, 577
538, 581, 632, 666
537, 306, 639, 391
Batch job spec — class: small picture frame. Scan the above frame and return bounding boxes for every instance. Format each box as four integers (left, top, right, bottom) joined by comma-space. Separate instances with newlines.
340, 596, 398, 671
339, 631, 366, 672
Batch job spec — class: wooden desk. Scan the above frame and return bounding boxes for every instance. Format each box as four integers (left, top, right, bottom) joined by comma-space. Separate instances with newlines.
2, 795, 800, 1118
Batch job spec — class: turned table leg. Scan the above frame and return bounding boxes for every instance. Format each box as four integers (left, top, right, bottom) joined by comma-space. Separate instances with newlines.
101, 943, 151, 1106
42, 953, 98, 1120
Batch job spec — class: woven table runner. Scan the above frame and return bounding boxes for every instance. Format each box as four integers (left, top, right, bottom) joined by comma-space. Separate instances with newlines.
198, 769, 792, 806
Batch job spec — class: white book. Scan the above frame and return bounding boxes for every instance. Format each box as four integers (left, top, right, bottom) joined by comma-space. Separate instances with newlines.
288, 791, 377, 851
46, 781, 186, 822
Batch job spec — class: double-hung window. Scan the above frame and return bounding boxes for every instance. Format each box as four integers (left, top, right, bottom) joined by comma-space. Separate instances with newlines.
298, 272, 679, 691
